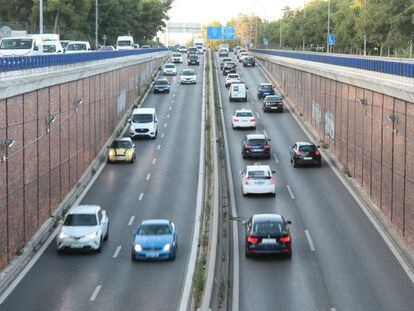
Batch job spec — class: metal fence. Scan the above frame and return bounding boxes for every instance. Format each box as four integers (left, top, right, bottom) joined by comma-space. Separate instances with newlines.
252, 49, 414, 79
0, 48, 168, 72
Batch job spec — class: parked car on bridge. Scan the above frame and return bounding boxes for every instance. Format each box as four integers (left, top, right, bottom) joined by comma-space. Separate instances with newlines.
98, 45, 115, 51
107, 137, 136, 163
42, 40, 64, 54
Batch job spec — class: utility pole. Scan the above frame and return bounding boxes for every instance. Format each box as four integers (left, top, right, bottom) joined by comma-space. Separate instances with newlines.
363, 0, 367, 56
302, 0, 305, 51
327, 0, 330, 53
39, 0, 43, 34
95, 0, 99, 49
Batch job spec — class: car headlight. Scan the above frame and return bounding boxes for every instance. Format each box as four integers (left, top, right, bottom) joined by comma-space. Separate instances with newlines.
108, 149, 115, 157
130, 125, 135, 131
86, 232, 97, 239
126, 150, 134, 156
59, 232, 69, 239
134, 244, 142, 252
163, 243, 171, 251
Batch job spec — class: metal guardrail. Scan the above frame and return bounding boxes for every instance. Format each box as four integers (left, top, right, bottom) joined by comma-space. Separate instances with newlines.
252, 49, 414, 79
0, 48, 168, 72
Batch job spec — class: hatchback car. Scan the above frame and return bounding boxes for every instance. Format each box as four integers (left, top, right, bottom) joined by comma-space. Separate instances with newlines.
225, 73, 242, 88
262, 95, 284, 112
232, 109, 256, 129
290, 142, 321, 167
180, 69, 197, 84
241, 165, 276, 196
163, 63, 177, 75
219, 49, 229, 57
244, 214, 292, 258
57, 205, 109, 253
107, 137, 136, 163
221, 57, 232, 70
223, 62, 237, 76
153, 78, 170, 93
257, 83, 275, 99
241, 134, 271, 159
171, 53, 183, 63
131, 219, 177, 261
188, 53, 200, 65
243, 57, 256, 67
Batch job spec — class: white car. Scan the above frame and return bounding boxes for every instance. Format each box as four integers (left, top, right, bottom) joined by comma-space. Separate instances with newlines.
42, 40, 64, 54
64, 41, 91, 53
225, 73, 242, 88
163, 63, 177, 75
239, 52, 250, 62
241, 165, 276, 196
229, 82, 248, 102
178, 45, 188, 53
180, 69, 197, 84
172, 53, 183, 63
232, 109, 256, 129
130, 107, 158, 139
56, 205, 109, 253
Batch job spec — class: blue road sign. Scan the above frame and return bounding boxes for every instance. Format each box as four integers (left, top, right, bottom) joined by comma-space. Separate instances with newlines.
328, 34, 335, 45
222, 26, 235, 40
246, 39, 251, 46
207, 27, 222, 40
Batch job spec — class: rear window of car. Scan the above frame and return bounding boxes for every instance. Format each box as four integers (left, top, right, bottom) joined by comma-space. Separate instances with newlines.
64, 214, 97, 226
253, 221, 284, 235
165, 64, 175, 68
260, 85, 272, 90
110, 140, 132, 148
226, 63, 236, 68
247, 170, 271, 179
247, 139, 267, 146
266, 96, 282, 102
132, 113, 153, 123
228, 74, 239, 79
173, 53, 181, 57
299, 145, 317, 152
235, 112, 253, 117
138, 224, 171, 235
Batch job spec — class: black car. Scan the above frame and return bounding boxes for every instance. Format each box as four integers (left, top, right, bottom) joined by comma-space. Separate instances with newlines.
243, 57, 256, 67
262, 95, 284, 112
257, 83, 275, 99
153, 79, 170, 93
188, 47, 198, 54
244, 214, 292, 258
188, 53, 200, 65
241, 134, 271, 159
220, 57, 232, 70
289, 142, 321, 167
223, 62, 237, 75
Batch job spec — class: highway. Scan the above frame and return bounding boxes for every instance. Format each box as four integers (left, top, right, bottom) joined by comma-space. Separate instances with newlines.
0, 55, 204, 311
215, 53, 414, 311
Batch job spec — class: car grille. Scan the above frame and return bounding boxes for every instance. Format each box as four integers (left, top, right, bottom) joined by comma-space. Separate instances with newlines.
136, 129, 149, 133
143, 246, 163, 251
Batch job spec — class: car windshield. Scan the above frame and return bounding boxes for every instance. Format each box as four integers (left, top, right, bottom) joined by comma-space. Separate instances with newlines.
226, 63, 236, 68
236, 112, 253, 117
110, 140, 132, 148
165, 64, 175, 69
117, 40, 131, 46
261, 85, 272, 90
132, 114, 153, 123
43, 44, 56, 53
247, 170, 271, 179
66, 43, 87, 51
299, 145, 317, 152
253, 221, 284, 235
189, 48, 197, 53
266, 96, 281, 102
64, 214, 97, 226
182, 70, 195, 76
248, 139, 266, 146
173, 53, 181, 57
0, 38, 33, 50
155, 80, 168, 85
138, 224, 171, 235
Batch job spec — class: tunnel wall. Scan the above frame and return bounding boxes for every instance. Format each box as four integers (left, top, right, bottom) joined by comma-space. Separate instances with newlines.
256, 54, 414, 248
0, 54, 166, 269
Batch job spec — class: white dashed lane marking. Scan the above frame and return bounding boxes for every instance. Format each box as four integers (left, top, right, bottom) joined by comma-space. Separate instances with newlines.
90, 285, 102, 302
286, 185, 295, 200
167, 114, 170, 118
161, 133, 165, 138
139, 193, 144, 200
273, 153, 279, 163
157, 144, 161, 150
146, 173, 151, 181
305, 230, 316, 251
164, 123, 168, 128
128, 216, 135, 226
113, 246, 122, 258
152, 158, 157, 165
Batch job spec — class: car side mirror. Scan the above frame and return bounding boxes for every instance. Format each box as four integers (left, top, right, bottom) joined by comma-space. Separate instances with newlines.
272, 170, 276, 174
128, 119, 131, 124
239, 170, 243, 174
287, 220, 292, 225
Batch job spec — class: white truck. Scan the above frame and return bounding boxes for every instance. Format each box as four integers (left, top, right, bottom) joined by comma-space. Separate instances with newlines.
0, 33, 61, 56
220, 43, 230, 52
194, 38, 205, 52
116, 36, 135, 50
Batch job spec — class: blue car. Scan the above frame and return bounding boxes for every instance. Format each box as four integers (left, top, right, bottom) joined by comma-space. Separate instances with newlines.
131, 219, 177, 261
257, 83, 275, 100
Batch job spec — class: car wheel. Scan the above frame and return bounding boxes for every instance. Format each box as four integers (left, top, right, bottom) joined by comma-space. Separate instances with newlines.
107, 157, 111, 163
96, 239, 102, 253
244, 97, 247, 102
170, 249, 176, 261
293, 158, 298, 168
152, 131, 157, 139
229, 97, 233, 102
130, 156, 135, 164
131, 252, 136, 262
167, 90, 170, 93
253, 64, 256, 67
104, 225, 109, 241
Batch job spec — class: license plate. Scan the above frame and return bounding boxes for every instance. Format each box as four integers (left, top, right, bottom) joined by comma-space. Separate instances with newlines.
304, 157, 313, 160
116, 156, 125, 159
146, 252, 159, 258
262, 238, 276, 244
252, 149, 261, 152
271, 107, 278, 109
255, 180, 265, 185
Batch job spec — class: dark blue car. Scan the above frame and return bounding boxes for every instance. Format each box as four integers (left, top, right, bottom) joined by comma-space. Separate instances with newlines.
131, 219, 177, 261
257, 83, 275, 100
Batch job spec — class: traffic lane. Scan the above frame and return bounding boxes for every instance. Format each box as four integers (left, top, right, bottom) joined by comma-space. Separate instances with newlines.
215, 54, 332, 311
0, 59, 201, 310
88, 58, 204, 310
241, 60, 414, 310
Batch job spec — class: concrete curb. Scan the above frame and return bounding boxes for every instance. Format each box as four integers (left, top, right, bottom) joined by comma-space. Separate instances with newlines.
257, 61, 414, 284
0, 56, 168, 303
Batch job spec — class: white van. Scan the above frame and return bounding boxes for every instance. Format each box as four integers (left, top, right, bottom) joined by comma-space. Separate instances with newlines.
229, 82, 248, 102
42, 40, 64, 54
64, 41, 91, 53
116, 36, 134, 50
130, 108, 158, 139
0, 36, 42, 56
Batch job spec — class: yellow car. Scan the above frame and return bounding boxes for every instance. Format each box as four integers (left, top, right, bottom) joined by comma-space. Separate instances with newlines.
107, 137, 136, 163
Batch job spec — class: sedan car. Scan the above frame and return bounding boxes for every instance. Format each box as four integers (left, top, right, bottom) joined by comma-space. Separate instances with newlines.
290, 142, 321, 167
241, 134, 271, 159
163, 63, 177, 75
237, 49, 246, 59
244, 214, 292, 258
107, 137, 136, 163
131, 219, 177, 261
243, 56, 256, 67
257, 83, 275, 99
225, 73, 242, 88
262, 95, 284, 112
171, 52, 183, 63
241, 165, 276, 196
220, 57, 232, 70
180, 68, 197, 84
232, 109, 256, 129
153, 78, 170, 93
223, 61, 237, 76
57, 205, 109, 253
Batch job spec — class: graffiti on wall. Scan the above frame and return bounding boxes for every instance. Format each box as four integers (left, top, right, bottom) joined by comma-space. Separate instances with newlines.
312, 100, 321, 127
324, 112, 335, 142
117, 89, 126, 116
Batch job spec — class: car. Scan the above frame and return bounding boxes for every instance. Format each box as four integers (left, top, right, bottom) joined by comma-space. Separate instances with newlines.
219, 49, 229, 57
98, 45, 115, 51
232, 109, 256, 129
289, 142, 321, 167
233, 46, 242, 54
129, 107, 158, 139
163, 63, 177, 75
178, 44, 188, 53
141, 45, 151, 49
42, 40, 64, 54
257, 83, 275, 99
188, 53, 200, 65
107, 137, 136, 163
188, 47, 198, 54
243, 56, 256, 67
171, 52, 183, 63
131, 219, 177, 261
180, 68, 197, 84
229, 82, 247, 102
116, 36, 134, 50
239, 52, 250, 62
56, 205, 109, 253
237, 49, 246, 59
64, 41, 91, 53
241, 134, 271, 159
196, 46, 203, 54
240, 164, 276, 196
244, 214, 292, 258
153, 78, 170, 93
223, 61, 237, 76
220, 57, 232, 70
225, 73, 242, 88
262, 95, 284, 112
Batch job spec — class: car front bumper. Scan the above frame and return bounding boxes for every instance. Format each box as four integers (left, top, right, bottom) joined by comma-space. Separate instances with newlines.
154, 87, 170, 93
131, 249, 174, 261
130, 129, 156, 138
181, 79, 196, 84
57, 236, 101, 251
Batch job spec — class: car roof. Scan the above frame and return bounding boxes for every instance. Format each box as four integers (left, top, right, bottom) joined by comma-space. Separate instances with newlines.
132, 107, 156, 114
252, 213, 284, 223
141, 219, 171, 225
260, 83, 272, 86
246, 134, 266, 140
68, 41, 89, 45
245, 165, 271, 171
156, 78, 168, 82
113, 137, 132, 143
69, 204, 100, 214
296, 141, 315, 146
235, 109, 253, 114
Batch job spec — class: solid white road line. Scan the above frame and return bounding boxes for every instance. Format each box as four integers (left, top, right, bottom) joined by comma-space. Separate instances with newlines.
273, 153, 280, 163
305, 230, 316, 251
90, 285, 102, 302
157, 144, 161, 150
161, 133, 165, 138
152, 158, 157, 165
146, 173, 151, 181
139, 193, 144, 201
128, 216, 135, 226
263, 129, 268, 137
113, 246, 122, 258
286, 185, 295, 200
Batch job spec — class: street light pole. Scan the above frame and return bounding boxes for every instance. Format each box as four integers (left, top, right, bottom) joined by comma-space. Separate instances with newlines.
302, 0, 305, 51
327, 0, 330, 53
39, 0, 43, 34
95, 0, 99, 49
363, 0, 367, 56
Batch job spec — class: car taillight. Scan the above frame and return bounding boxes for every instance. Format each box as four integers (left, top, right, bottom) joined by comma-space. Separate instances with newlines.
280, 236, 291, 243
270, 176, 276, 184
250, 118, 256, 122
244, 177, 249, 185
264, 145, 270, 149
315, 150, 320, 156
295, 150, 301, 156
233, 118, 240, 122
244, 145, 252, 149
247, 236, 260, 244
